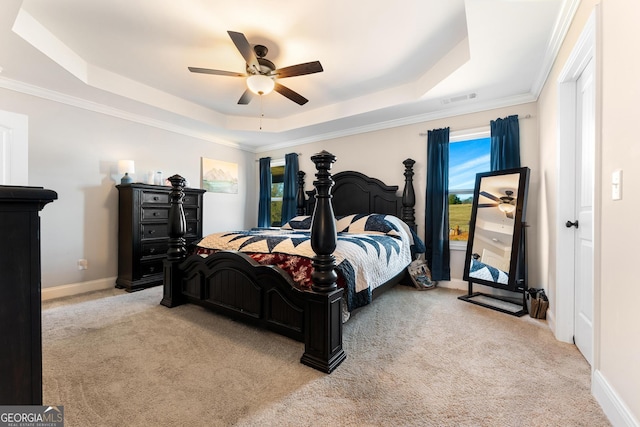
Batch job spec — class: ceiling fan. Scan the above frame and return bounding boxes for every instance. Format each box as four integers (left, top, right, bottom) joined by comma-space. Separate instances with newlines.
479, 190, 516, 218
188, 31, 323, 106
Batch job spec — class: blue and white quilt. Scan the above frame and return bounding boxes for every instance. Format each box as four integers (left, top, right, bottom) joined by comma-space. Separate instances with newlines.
469, 258, 509, 285
196, 214, 416, 310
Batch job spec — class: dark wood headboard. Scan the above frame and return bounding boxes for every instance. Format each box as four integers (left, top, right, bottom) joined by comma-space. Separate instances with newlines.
299, 159, 416, 230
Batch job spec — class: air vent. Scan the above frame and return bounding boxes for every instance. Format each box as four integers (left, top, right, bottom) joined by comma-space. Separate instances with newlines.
441, 92, 477, 105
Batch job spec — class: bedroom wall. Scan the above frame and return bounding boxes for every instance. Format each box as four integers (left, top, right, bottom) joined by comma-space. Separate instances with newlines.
595, 0, 640, 422
0, 87, 255, 291
258, 102, 540, 290
538, 0, 640, 423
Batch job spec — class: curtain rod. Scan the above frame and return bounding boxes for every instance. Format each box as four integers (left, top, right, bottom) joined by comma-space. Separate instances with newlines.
418, 114, 532, 137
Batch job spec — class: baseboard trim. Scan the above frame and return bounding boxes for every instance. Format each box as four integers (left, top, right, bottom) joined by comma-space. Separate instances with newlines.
435, 278, 467, 291
592, 369, 639, 427
42, 277, 116, 301
545, 307, 560, 339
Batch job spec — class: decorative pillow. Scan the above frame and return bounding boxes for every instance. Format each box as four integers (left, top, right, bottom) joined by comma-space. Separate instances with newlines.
281, 215, 312, 230
335, 214, 400, 236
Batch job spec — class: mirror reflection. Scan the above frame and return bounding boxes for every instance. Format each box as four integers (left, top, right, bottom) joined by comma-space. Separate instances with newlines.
463, 167, 529, 292
468, 172, 520, 285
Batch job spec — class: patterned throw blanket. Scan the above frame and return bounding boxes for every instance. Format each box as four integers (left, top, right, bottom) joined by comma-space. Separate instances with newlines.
469, 258, 509, 285
195, 214, 415, 311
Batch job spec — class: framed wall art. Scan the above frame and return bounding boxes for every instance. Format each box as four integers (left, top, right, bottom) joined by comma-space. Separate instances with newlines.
201, 158, 238, 194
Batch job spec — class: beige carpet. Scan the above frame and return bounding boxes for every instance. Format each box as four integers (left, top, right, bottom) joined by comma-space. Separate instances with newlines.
41, 285, 610, 426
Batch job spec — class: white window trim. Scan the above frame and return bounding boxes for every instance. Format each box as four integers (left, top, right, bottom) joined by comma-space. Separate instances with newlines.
271, 158, 285, 167
450, 240, 468, 251
449, 126, 490, 143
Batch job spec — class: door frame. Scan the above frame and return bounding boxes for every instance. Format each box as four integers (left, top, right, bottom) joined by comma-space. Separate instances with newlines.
0, 109, 29, 186
555, 10, 601, 368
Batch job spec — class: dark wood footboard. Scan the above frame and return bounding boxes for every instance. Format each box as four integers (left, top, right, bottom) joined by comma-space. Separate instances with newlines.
162, 151, 346, 373
176, 251, 307, 340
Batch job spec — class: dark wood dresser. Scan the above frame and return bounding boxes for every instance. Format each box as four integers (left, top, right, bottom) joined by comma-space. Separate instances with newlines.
0, 185, 57, 405
116, 183, 205, 292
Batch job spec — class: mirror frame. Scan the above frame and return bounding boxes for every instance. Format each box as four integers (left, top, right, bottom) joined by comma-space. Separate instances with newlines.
462, 167, 530, 293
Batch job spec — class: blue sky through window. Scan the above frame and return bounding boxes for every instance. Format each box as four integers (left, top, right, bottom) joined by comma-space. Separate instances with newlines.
449, 137, 490, 191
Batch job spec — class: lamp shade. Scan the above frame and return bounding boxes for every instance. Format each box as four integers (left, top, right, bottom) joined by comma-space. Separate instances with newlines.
246, 75, 275, 95
118, 160, 135, 174
498, 203, 515, 213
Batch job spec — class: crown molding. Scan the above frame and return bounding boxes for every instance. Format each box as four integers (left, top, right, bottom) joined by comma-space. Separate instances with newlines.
531, 0, 581, 97
254, 92, 537, 153
0, 74, 537, 156
0, 76, 257, 152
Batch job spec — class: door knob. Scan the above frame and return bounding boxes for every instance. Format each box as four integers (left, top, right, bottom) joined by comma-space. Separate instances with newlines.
565, 220, 579, 228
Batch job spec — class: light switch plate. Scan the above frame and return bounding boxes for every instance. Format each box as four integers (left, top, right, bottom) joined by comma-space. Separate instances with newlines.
612, 169, 622, 200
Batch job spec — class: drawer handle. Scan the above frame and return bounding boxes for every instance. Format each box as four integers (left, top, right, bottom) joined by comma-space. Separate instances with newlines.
149, 266, 155, 273
149, 230, 155, 235
149, 248, 156, 254
188, 227, 193, 232
153, 196, 159, 201
153, 212, 159, 216
185, 212, 191, 217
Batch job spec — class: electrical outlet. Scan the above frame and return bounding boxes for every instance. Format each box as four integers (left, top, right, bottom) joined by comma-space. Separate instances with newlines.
77, 259, 88, 270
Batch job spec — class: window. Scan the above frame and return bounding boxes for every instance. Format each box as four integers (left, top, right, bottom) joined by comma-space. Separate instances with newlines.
270, 163, 285, 227
448, 129, 491, 243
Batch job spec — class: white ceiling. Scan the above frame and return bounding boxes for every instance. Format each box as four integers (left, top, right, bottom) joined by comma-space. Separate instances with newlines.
0, 0, 575, 152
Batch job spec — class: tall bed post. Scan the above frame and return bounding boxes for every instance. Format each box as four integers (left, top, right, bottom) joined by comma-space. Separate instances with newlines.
296, 170, 306, 216
401, 158, 417, 231
161, 174, 187, 308
300, 150, 347, 373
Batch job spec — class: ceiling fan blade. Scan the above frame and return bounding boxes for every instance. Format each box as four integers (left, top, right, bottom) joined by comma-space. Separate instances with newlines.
506, 211, 514, 219
188, 67, 245, 77
237, 89, 253, 105
479, 191, 501, 203
478, 203, 498, 208
274, 61, 323, 78
227, 31, 260, 72
274, 82, 308, 105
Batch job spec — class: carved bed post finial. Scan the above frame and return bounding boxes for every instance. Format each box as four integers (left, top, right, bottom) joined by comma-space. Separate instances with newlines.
296, 170, 306, 216
402, 158, 417, 231
161, 174, 187, 308
310, 151, 338, 292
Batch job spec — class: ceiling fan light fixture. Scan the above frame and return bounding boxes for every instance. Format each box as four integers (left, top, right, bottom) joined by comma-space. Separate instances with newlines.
498, 203, 516, 213
247, 74, 275, 95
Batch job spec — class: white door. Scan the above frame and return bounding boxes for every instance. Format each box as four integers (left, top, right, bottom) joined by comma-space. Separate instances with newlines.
572, 58, 595, 365
0, 110, 29, 185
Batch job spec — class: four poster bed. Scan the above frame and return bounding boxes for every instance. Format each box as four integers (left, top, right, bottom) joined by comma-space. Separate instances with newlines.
161, 151, 417, 373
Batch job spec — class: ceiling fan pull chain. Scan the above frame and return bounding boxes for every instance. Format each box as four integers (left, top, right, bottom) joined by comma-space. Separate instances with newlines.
259, 95, 264, 130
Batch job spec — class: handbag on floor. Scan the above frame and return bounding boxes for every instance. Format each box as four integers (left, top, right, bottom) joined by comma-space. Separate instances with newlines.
526, 288, 549, 319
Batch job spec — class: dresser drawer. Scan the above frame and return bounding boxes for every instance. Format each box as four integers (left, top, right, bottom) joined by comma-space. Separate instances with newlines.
139, 259, 164, 277
183, 193, 200, 206
141, 241, 168, 257
141, 223, 169, 239
183, 207, 198, 221
142, 191, 169, 205
141, 207, 169, 221
185, 221, 200, 238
